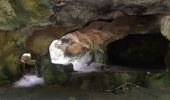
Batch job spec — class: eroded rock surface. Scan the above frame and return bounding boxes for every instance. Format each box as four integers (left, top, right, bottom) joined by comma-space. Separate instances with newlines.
25, 25, 67, 55
51, 0, 170, 28
49, 14, 163, 71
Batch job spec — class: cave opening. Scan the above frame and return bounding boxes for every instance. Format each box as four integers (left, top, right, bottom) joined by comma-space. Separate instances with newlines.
107, 33, 169, 71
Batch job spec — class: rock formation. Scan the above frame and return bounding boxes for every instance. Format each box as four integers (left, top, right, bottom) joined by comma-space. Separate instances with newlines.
0, 0, 170, 87
25, 25, 67, 55
0, 0, 51, 30
0, 31, 25, 85
49, 14, 165, 71
51, 0, 170, 28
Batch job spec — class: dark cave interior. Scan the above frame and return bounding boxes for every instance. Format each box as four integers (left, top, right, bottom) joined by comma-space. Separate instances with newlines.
107, 33, 169, 70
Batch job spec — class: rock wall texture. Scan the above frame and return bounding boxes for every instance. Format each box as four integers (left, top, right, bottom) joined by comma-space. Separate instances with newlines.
25, 25, 67, 55
0, 31, 25, 85
51, 0, 170, 28
0, 0, 52, 30
0, 0, 53, 85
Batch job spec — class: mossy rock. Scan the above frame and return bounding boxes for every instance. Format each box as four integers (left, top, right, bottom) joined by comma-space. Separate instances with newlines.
0, 0, 51, 30
113, 73, 139, 85
0, 31, 25, 85
0, 72, 11, 87
0, 67, 13, 86
43, 63, 68, 85
145, 72, 170, 89
0, 0, 17, 30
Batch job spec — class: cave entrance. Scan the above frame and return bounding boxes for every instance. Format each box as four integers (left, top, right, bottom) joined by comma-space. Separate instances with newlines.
107, 33, 169, 71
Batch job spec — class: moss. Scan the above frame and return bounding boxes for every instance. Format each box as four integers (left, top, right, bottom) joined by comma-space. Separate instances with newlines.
0, 67, 14, 86
21, 0, 51, 17
0, 0, 18, 30
0, 31, 24, 86
145, 72, 170, 89
0, 0, 51, 30
113, 73, 139, 85
19, 0, 52, 24
43, 63, 68, 85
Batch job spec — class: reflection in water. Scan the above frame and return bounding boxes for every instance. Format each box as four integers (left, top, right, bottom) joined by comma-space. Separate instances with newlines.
13, 75, 44, 87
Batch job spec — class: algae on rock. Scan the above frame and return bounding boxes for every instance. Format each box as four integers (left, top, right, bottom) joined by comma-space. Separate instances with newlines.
43, 62, 68, 85
0, 31, 25, 85
145, 72, 170, 89
0, 0, 52, 30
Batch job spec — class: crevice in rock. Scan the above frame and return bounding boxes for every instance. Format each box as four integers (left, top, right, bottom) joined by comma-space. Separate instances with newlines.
107, 33, 169, 71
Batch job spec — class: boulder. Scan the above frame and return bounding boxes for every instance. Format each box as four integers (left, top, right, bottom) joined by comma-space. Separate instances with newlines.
43, 63, 68, 85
